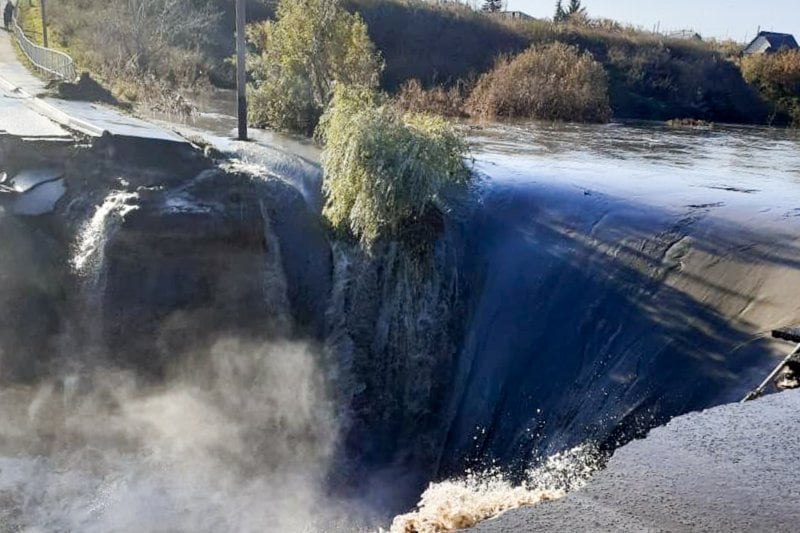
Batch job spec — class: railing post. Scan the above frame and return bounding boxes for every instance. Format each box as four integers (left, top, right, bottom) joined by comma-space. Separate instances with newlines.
40, 0, 48, 48
11, 3, 76, 81
235, 0, 248, 141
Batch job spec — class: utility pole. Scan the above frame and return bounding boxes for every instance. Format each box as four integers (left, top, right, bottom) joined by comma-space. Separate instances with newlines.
40, 0, 48, 48
235, 0, 247, 141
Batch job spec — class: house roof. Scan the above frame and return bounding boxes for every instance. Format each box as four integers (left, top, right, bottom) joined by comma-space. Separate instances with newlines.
667, 30, 703, 41
743, 31, 799, 54
489, 10, 535, 21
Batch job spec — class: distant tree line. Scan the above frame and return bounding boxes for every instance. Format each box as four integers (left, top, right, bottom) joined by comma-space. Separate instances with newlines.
554, 0, 586, 22
482, 0, 503, 12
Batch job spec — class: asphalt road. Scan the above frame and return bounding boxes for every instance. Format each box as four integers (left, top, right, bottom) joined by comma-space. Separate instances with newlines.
0, 29, 184, 142
0, 30, 68, 138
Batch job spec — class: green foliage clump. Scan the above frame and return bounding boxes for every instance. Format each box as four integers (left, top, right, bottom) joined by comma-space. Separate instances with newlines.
247, 0, 383, 134
317, 87, 470, 246
740, 50, 800, 126
467, 42, 611, 122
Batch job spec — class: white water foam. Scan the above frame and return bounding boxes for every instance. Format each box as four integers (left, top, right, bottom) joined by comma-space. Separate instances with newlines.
71, 191, 139, 277
387, 444, 604, 533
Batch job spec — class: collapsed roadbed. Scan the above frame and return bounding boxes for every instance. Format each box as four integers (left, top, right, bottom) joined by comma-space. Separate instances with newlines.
473, 389, 800, 532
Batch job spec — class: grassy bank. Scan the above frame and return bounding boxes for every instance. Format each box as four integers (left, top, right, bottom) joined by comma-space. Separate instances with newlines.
343, 0, 768, 125
15, 0, 276, 109
740, 50, 800, 126
15, 0, 788, 127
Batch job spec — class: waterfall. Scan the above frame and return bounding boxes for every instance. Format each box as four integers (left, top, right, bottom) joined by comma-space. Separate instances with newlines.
71, 191, 140, 278
258, 200, 293, 335
323, 236, 464, 508
4, 123, 799, 532
68, 190, 139, 358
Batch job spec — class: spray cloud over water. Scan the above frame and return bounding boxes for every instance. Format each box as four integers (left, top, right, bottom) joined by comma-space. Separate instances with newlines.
0, 338, 361, 532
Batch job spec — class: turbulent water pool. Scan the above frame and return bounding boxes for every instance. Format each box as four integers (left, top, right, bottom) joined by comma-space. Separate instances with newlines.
1, 118, 799, 532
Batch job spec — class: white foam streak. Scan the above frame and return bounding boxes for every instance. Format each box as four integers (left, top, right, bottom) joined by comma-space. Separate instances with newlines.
71, 191, 139, 276
387, 444, 603, 533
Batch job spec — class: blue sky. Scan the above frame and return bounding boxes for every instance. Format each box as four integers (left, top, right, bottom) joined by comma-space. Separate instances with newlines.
507, 0, 800, 42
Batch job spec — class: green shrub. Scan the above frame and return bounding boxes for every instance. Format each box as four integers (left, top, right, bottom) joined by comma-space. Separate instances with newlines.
317, 86, 470, 246
246, 0, 383, 134
466, 42, 611, 122
741, 50, 800, 126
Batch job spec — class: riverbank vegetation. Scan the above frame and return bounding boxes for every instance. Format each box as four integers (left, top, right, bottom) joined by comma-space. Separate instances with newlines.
394, 79, 469, 118
16, 0, 274, 107
344, 0, 767, 124
13, 0, 793, 127
740, 50, 800, 126
466, 42, 611, 122
244, 0, 470, 247
318, 86, 469, 246
246, 0, 382, 134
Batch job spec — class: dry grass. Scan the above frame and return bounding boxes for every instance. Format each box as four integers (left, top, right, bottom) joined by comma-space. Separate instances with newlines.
343, 1, 765, 124
740, 50, 800, 126
38, 0, 220, 100
393, 79, 469, 118
466, 42, 611, 123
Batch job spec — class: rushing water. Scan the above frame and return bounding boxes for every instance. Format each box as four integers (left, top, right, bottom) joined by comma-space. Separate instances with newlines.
71, 191, 140, 277
2, 113, 800, 532
387, 444, 604, 532
469, 120, 800, 194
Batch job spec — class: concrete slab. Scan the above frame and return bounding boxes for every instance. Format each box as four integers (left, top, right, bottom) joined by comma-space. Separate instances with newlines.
8, 166, 62, 192
0, 88, 70, 138
13, 178, 65, 215
0, 28, 47, 95
44, 98, 186, 143
0, 30, 70, 138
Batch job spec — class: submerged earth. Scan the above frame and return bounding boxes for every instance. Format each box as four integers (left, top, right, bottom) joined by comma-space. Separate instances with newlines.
1, 118, 799, 532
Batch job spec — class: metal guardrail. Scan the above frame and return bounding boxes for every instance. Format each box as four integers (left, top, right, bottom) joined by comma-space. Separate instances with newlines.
11, 6, 76, 81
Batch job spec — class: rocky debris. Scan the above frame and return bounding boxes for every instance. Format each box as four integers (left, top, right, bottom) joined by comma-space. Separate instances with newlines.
45, 73, 123, 108
0, 135, 329, 379
775, 361, 800, 390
